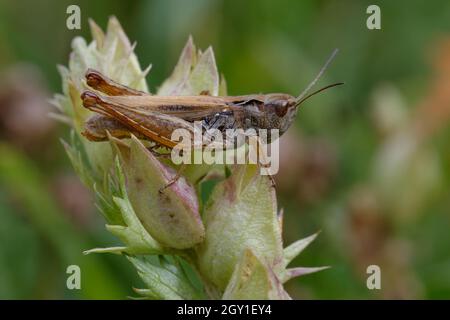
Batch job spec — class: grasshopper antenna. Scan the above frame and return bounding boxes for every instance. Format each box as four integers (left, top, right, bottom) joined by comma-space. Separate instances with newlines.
296, 82, 344, 106
295, 48, 339, 106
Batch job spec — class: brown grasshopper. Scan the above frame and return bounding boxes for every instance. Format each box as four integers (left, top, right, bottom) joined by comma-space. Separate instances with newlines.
80, 49, 342, 189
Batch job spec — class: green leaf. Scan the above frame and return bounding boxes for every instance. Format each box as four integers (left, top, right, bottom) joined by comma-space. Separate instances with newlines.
87, 157, 164, 255
129, 255, 202, 300
85, 196, 164, 256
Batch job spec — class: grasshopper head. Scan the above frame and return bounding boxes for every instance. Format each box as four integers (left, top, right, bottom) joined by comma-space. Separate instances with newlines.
263, 94, 298, 136
271, 49, 345, 137
262, 49, 343, 137
263, 81, 344, 136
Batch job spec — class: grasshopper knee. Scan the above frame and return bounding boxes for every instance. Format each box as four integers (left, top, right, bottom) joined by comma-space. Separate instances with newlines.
81, 91, 100, 109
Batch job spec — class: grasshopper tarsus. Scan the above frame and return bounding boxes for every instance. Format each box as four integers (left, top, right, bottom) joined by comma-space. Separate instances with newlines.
159, 179, 175, 194
269, 175, 276, 189
159, 164, 187, 193
260, 160, 277, 189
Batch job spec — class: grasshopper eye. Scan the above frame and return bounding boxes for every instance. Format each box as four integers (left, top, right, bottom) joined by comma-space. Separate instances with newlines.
275, 101, 289, 117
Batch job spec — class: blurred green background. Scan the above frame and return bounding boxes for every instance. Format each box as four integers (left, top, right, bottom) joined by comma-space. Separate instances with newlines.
0, 0, 450, 299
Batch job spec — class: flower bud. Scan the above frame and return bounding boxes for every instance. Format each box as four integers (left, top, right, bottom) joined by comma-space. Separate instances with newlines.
114, 136, 205, 249
196, 164, 284, 292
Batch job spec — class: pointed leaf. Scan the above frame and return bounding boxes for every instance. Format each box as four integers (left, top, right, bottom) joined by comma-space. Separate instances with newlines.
283, 232, 319, 268
158, 36, 196, 95
281, 266, 330, 283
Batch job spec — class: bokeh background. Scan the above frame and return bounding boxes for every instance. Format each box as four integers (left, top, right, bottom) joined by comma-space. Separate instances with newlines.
1, 0, 450, 299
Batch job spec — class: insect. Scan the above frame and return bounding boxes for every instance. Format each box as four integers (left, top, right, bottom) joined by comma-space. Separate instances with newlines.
81, 49, 342, 146
80, 49, 342, 190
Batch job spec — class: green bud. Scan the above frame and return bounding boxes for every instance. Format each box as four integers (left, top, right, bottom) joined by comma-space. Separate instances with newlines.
196, 165, 284, 292
114, 136, 205, 249
223, 249, 290, 300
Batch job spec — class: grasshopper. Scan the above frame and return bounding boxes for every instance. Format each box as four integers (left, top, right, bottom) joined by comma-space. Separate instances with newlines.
80, 49, 342, 189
